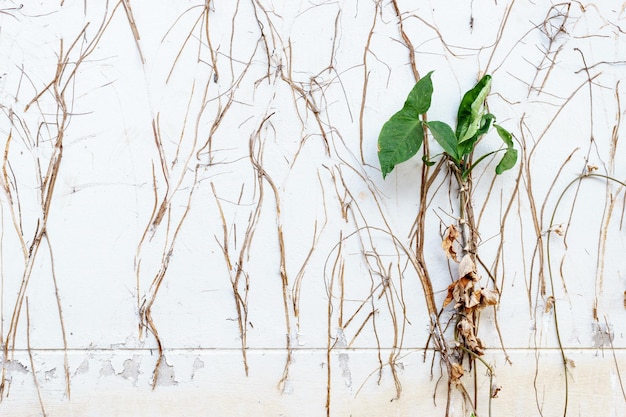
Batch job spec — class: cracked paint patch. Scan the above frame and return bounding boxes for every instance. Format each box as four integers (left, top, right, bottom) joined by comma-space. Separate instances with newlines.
74, 357, 90, 376
155, 356, 177, 386
2, 359, 28, 374
338, 353, 351, 388
592, 321, 614, 348
119, 356, 142, 386
45, 367, 57, 381
191, 357, 204, 380
334, 328, 352, 388
99, 360, 116, 377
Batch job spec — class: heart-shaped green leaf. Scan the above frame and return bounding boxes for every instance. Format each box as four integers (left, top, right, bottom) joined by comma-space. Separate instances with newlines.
425, 121, 459, 162
405, 71, 434, 115
377, 72, 434, 178
378, 110, 424, 178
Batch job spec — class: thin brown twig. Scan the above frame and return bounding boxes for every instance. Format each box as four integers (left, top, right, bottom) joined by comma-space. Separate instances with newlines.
26, 298, 47, 417
120, 0, 145, 64
249, 113, 295, 391
389, 0, 419, 81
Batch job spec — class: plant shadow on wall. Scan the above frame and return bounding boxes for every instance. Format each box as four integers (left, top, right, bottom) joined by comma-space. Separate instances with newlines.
377, 72, 517, 416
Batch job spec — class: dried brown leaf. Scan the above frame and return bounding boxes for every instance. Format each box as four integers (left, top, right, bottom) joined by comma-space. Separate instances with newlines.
553, 224, 564, 236
443, 281, 456, 308
442, 224, 460, 262
452, 276, 476, 309
467, 289, 481, 309
457, 316, 473, 337
450, 363, 465, 385
451, 277, 466, 308
470, 337, 484, 355
478, 288, 499, 309
491, 381, 502, 398
457, 317, 484, 355
458, 254, 476, 279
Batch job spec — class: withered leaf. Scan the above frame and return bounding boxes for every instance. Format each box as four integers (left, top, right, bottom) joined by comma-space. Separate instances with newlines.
442, 224, 460, 262
457, 317, 484, 355
443, 281, 456, 308
478, 288, 499, 309
458, 254, 476, 279
457, 316, 474, 337
467, 289, 481, 309
470, 337, 484, 355
445, 274, 497, 312
491, 382, 502, 398
452, 276, 476, 309
554, 224, 564, 236
450, 363, 465, 384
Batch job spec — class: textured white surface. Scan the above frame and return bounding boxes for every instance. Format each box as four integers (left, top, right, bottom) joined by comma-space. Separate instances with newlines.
0, 1, 625, 416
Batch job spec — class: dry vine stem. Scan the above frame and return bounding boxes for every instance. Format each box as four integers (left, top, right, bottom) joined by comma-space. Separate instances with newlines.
134, 1, 256, 386
384, 3, 495, 410
0, 0, 161, 398
442, 162, 499, 359
380, 13, 508, 405
412, 157, 501, 416
0, 9, 114, 397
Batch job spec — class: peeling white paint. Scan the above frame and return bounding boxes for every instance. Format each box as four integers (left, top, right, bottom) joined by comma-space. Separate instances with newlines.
44, 367, 56, 381
337, 353, 351, 388
592, 320, 615, 348
99, 360, 116, 378
2, 359, 28, 375
190, 357, 204, 380
119, 356, 142, 385
155, 356, 178, 387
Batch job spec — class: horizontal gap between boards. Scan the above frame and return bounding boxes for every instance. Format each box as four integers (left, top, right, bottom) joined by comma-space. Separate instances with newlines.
5, 347, 626, 354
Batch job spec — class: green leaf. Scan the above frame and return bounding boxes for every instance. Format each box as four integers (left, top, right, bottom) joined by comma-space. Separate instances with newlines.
378, 110, 424, 178
456, 75, 492, 143
496, 148, 518, 174
457, 136, 478, 159
494, 123, 513, 147
457, 113, 495, 157
426, 121, 459, 162
474, 113, 495, 138
377, 71, 434, 178
405, 71, 434, 115
494, 124, 518, 174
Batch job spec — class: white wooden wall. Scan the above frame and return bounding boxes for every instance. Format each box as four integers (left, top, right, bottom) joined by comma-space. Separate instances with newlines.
0, 1, 624, 416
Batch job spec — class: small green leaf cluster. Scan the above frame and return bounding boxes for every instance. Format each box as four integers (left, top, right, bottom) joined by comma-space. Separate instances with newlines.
377, 72, 517, 179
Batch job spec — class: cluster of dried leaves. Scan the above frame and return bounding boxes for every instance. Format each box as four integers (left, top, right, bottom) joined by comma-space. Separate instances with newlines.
441, 225, 499, 382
